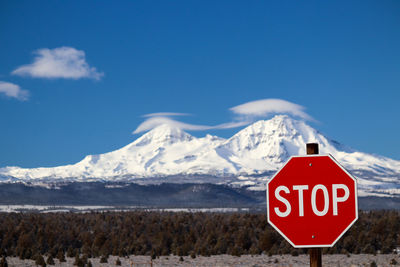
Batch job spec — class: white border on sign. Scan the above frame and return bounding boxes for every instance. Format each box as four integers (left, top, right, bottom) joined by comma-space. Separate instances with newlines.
266, 154, 358, 248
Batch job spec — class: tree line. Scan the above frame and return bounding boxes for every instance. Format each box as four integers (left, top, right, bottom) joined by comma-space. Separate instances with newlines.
0, 210, 398, 263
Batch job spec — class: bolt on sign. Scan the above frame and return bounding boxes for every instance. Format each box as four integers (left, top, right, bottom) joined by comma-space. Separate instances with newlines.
266, 154, 358, 248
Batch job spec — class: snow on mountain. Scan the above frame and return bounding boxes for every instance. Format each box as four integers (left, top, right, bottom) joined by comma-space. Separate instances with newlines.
1, 115, 400, 197
217, 116, 336, 173
219, 116, 400, 175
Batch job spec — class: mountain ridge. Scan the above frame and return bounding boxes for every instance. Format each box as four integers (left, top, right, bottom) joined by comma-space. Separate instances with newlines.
1, 115, 400, 197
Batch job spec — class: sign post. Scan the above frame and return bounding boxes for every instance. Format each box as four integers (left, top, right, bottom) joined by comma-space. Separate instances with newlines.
266, 143, 358, 266
307, 143, 322, 267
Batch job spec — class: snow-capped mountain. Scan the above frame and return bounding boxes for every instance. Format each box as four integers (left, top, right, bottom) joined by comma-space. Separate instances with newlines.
1, 115, 400, 197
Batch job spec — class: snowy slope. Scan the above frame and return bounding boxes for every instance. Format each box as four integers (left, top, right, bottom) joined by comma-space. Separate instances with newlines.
0, 124, 233, 180
1, 115, 400, 197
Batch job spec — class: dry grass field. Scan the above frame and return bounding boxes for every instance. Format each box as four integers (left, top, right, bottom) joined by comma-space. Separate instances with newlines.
4, 254, 400, 267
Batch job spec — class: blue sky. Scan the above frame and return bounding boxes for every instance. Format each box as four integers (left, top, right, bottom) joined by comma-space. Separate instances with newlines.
1, 1, 399, 168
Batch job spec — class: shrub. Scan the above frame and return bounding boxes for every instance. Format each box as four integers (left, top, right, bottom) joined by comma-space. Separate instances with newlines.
100, 255, 108, 263
290, 250, 299, 256
46, 255, 55, 265
35, 254, 46, 267
0, 256, 7, 267
57, 250, 66, 262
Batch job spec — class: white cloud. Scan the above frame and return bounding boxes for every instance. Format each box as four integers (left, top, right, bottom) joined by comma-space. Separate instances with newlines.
230, 98, 314, 121
133, 116, 250, 134
142, 112, 191, 118
12, 47, 103, 80
0, 81, 29, 101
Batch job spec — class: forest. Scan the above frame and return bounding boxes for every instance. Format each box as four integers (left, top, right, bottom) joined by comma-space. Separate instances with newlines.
0, 210, 398, 265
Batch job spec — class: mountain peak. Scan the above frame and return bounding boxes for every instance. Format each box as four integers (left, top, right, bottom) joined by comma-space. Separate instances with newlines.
134, 124, 194, 146
253, 114, 304, 129
233, 115, 306, 140
219, 116, 322, 165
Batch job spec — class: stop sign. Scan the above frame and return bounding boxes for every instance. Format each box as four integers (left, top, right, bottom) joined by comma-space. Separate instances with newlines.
267, 154, 358, 248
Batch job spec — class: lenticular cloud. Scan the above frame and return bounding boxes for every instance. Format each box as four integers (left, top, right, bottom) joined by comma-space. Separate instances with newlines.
230, 99, 314, 121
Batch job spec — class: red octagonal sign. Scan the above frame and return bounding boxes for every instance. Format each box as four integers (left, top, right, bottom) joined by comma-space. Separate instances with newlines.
267, 154, 358, 248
